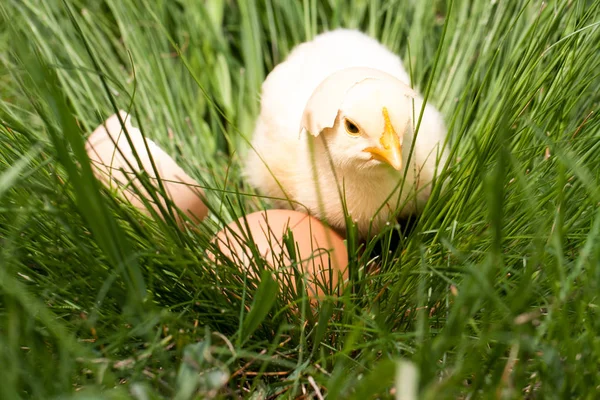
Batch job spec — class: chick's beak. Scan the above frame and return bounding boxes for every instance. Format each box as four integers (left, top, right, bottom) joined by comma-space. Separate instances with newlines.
363, 107, 403, 170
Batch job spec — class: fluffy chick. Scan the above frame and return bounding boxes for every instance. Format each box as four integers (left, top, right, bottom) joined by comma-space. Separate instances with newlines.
243, 29, 448, 237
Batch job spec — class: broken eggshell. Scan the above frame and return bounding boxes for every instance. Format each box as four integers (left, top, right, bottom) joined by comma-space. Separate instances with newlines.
209, 209, 349, 302
85, 111, 208, 225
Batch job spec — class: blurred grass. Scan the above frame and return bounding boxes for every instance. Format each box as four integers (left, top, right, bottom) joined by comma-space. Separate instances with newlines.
1, 0, 600, 398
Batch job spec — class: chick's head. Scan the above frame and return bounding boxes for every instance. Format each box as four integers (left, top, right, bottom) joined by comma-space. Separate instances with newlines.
301, 67, 417, 171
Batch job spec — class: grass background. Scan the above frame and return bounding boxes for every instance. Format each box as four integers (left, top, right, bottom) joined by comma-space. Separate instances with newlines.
1, 0, 600, 398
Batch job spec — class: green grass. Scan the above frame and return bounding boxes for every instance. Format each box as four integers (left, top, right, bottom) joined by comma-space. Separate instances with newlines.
1, 0, 600, 398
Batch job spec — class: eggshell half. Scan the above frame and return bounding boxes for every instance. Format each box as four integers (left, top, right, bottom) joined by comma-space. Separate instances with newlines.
210, 210, 349, 301
85, 111, 208, 225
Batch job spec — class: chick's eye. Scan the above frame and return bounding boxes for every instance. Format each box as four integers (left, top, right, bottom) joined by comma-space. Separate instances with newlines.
344, 119, 360, 136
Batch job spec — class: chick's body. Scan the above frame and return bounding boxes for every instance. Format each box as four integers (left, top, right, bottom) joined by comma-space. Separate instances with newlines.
244, 29, 448, 237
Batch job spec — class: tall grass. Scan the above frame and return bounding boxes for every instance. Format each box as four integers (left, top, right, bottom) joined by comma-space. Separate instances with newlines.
1, 0, 599, 398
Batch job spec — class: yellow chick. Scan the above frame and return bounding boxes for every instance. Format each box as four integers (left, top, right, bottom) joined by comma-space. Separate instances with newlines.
243, 29, 448, 237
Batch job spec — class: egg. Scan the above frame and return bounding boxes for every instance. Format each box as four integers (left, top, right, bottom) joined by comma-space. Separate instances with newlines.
85, 111, 208, 225
210, 209, 349, 302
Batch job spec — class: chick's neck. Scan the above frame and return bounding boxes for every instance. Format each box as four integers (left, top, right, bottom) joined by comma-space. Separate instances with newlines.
311, 135, 401, 195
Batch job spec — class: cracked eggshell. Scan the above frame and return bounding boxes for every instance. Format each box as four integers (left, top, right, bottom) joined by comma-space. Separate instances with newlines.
85, 111, 208, 225
209, 209, 349, 301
